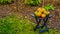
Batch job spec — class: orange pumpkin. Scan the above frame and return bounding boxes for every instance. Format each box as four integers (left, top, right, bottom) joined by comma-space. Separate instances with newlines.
41, 14, 46, 18
43, 11, 47, 14
37, 8, 46, 12
37, 8, 41, 11
35, 8, 50, 18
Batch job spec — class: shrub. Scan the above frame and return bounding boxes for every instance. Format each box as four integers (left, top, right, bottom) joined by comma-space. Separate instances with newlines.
0, 0, 13, 4
25, 0, 41, 6
44, 4, 55, 11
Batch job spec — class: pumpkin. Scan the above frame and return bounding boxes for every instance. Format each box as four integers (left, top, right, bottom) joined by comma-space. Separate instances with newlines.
41, 14, 46, 18
37, 8, 46, 12
34, 11, 41, 17
35, 8, 50, 18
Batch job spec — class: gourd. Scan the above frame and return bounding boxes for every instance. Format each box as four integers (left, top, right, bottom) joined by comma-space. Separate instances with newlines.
34, 8, 50, 18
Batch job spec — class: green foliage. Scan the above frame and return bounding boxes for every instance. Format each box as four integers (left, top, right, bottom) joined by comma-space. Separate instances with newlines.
0, 15, 60, 34
25, 0, 41, 6
58, 0, 60, 4
44, 4, 55, 11
0, 0, 12, 4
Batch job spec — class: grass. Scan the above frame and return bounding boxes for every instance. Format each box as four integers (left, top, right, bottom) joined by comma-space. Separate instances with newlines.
0, 15, 60, 34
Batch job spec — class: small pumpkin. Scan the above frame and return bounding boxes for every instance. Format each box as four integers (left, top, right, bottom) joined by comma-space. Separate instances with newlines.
37, 8, 46, 12
34, 11, 41, 17
35, 8, 50, 18
41, 14, 46, 18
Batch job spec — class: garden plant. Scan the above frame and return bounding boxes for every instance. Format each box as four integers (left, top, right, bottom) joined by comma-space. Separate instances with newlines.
44, 4, 55, 11
0, 0, 13, 4
25, 0, 41, 6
